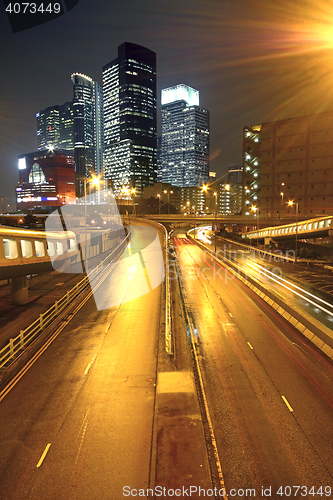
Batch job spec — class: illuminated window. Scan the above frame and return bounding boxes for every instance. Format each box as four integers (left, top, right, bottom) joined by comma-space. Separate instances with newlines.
21, 240, 33, 258
35, 241, 45, 257
3, 239, 18, 259
29, 163, 46, 184
56, 242, 63, 255
47, 241, 55, 256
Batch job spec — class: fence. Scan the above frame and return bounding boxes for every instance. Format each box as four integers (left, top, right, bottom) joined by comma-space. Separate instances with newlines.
0, 235, 128, 372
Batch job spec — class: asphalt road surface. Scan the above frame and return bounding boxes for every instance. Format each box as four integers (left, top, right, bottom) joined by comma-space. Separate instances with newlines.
195, 228, 333, 331
174, 232, 333, 498
0, 222, 163, 500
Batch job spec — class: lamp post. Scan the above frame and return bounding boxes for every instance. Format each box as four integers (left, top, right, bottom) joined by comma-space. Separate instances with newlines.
83, 175, 101, 273
251, 205, 260, 247
157, 194, 161, 215
122, 187, 136, 227
202, 184, 208, 216
288, 200, 298, 263
192, 205, 196, 238
164, 189, 173, 215
129, 188, 135, 225
214, 191, 217, 253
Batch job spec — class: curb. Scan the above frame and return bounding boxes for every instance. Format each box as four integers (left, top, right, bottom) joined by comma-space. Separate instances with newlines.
188, 234, 333, 361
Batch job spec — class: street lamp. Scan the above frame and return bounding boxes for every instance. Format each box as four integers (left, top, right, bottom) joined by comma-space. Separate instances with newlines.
83, 175, 101, 273
288, 200, 299, 263
280, 183, 285, 213
192, 205, 196, 238
186, 200, 190, 218
157, 194, 161, 215
214, 191, 217, 253
251, 205, 260, 247
122, 187, 136, 226
163, 189, 173, 215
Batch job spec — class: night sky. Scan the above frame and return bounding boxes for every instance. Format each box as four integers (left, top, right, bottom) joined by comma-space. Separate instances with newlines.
2, 0, 333, 208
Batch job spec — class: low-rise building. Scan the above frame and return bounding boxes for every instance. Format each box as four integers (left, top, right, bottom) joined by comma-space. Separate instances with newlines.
16, 149, 75, 211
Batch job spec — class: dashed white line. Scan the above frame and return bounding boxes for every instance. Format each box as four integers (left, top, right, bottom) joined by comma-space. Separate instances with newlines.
247, 342, 253, 350
84, 357, 96, 376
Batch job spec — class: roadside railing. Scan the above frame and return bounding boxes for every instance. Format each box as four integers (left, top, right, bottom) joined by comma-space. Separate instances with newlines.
165, 231, 172, 356
0, 234, 129, 372
189, 229, 295, 263
136, 218, 172, 355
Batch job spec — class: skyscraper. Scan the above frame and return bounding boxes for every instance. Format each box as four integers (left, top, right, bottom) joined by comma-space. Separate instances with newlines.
102, 42, 157, 197
36, 102, 74, 152
161, 84, 210, 187
71, 73, 104, 198
93, 81, 104, 181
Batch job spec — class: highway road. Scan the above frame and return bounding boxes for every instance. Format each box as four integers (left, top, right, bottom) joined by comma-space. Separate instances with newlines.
174, 231, 333, 497
194, 227, 333, 331
0, 222, 163, 500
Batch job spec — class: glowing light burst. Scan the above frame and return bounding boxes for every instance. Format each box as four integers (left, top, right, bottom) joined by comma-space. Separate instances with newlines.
155, 0, 333, 119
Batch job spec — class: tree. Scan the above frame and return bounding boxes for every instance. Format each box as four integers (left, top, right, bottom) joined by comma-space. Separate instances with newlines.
23, 212, 37, 228
137, 197, 160, 214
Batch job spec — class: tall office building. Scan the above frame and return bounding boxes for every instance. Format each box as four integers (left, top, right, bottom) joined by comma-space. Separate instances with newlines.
71, 73, 104, 198
36, 102, 74, 152
102, 42, 157, 197
161, 84, 210, 187
94, 81, 104, 181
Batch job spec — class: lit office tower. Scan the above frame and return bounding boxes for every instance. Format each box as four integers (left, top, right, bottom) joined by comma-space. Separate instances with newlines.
72, 73, 94, 198
36, 102, 74, 151
161, 84, 209, 187
71, 73, 104, 198
102, 42, 157, 197
93, 81, 104, 181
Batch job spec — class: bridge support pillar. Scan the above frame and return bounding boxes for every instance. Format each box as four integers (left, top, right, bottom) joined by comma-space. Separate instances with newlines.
12, 276, 28, 305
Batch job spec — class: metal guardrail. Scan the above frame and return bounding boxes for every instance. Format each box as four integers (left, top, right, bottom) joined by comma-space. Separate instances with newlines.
165, 231, 172, 356
188, 232, 333, 360
0, 235, 129, 372
137, 218, 172, 355
219, 236, 295, 262
188, 229, 296, 263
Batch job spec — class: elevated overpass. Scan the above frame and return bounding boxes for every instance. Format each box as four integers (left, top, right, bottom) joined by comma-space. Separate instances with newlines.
141, 214, 294, 230
243, 215, 333, 242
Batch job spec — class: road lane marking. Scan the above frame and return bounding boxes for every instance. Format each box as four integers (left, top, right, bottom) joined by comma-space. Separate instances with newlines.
229, 312, 233, 317
247, 342, 253, 350
282, 396, 293, 412
73, 411, 90, 474
36, 443, 51, 468
84, 357, 96, 376
0, 284, 97, 402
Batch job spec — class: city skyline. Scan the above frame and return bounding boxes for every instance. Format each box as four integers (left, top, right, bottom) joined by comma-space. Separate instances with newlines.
2, 0, 333, 207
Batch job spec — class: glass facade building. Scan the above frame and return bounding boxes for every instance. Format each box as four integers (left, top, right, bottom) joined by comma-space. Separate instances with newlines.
71, 73, 104, 198
161, 84, 210, 187
102, 42, 157, 197
36, 102, 74, 152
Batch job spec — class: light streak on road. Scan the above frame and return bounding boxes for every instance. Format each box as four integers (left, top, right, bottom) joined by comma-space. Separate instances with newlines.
247, 262, 333, 319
